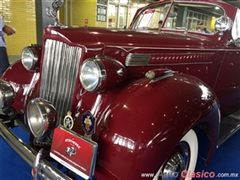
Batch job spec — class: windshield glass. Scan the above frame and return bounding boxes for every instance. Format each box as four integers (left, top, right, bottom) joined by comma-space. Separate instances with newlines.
133, 1, 225, 34
133, 3, 171, 29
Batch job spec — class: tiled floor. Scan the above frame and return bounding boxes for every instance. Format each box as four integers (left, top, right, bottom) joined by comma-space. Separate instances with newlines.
9, 55, 21, 64
0, 125, 239, 179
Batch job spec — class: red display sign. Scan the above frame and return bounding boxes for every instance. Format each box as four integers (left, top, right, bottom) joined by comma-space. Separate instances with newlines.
50, 126, 98, 179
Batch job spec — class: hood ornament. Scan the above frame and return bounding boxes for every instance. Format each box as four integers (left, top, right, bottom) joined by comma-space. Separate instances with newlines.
46, 0, 66, 27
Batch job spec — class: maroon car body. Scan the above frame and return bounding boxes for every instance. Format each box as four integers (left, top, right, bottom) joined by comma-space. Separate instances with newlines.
0, 0, 240, 179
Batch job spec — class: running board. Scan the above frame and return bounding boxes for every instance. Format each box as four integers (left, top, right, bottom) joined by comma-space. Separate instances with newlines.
217, 110, 240, 147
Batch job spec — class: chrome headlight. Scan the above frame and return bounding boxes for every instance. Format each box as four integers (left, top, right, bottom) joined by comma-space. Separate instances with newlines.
27, 98, 57, 138
80, 59, 105, 92
215, 16, 233, 32
0, 80, 15, 110
21, 47, 38, 70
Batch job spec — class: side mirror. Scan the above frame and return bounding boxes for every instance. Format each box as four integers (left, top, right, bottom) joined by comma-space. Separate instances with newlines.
215, 16, 233, 34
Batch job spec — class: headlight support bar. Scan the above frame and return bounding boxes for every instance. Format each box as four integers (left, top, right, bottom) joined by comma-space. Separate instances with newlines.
0, 121, 73, 180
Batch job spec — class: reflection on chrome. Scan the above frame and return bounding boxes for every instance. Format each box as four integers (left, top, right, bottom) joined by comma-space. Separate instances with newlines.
112, 133, 135, 150
199, 84, 210, 100
146, 132, 162, 147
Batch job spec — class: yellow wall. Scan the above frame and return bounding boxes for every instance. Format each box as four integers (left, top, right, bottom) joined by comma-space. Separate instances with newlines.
0, 0, 107, 55
72, 0, 95, 26
59, 0, 106, 28
210, 17, 217, 30
72, 0, 106, 27
0, 0, 36, 56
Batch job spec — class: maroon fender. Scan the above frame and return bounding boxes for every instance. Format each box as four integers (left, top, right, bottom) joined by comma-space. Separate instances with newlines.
2, 61, 39, 113
2, 45, 42, 113
95, 73, 220, 179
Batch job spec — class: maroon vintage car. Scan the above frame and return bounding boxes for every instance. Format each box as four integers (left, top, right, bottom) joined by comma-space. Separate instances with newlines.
0, 0, 240, 179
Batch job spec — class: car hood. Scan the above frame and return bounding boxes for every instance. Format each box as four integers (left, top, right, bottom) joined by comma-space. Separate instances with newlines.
85, 27, 219, 50
46, 27, 219, 50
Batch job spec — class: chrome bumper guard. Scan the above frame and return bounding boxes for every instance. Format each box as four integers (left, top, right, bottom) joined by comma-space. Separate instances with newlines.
0, 121, 73, 180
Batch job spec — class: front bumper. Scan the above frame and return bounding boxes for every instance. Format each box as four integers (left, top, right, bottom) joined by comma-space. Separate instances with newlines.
0, 121, 73, 180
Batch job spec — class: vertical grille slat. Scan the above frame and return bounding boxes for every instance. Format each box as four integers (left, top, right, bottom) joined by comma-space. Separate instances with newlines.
51, 41, 63, 106
40, 39, 82, 124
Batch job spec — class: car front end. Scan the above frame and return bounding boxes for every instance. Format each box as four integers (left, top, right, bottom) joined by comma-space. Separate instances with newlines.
1, 0, 237, 179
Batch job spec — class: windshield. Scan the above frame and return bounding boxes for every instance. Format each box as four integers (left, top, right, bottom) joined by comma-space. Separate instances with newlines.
133, 3, 171, 29
132, 1, 225, 34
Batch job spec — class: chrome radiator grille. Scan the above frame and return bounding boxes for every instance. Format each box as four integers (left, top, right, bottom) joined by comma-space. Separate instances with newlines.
40, 39, 82, 123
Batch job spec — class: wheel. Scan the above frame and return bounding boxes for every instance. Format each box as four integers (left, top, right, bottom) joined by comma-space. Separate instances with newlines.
154, 129, 198, 180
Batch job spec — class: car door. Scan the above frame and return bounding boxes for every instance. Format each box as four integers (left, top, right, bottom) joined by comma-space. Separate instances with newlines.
213, 8, 240, 115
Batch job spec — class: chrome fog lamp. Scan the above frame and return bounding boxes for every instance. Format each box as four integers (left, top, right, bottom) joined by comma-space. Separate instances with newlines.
80, 59, 105, 92
0, 80, 15, 110
21, 47, 38, 71
27, 98, 57, 138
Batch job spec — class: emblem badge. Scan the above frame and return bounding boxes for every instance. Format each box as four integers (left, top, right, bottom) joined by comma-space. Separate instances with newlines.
63, 111, 74, 129
66, 146, 76, 156
82, 111, 96, 135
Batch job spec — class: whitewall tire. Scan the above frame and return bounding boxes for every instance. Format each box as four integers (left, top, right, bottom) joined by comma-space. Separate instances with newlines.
153, 129, 198, 180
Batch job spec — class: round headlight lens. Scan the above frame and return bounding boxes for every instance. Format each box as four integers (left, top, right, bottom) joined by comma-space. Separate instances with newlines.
27, 98, 57, 138
80, 59, 104, 92
21, 47, 38, 70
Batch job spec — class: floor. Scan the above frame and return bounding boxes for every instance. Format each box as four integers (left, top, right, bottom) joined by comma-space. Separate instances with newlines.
0, 125, 239, 179
194, 130, 240, 180
8, 55, 21, 64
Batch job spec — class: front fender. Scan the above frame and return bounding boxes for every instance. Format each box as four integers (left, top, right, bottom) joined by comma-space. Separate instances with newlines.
2, 61, 39, 113
96, 74, 219, 179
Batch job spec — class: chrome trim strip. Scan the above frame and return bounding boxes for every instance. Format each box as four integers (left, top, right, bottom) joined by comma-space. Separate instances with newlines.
137, 62, 212, 66
95, 54, 117, 61
24, 73, 40, 108
0, 121, 73, 180
126, 54, 151, 66
106, 45, 240, 53
125, 52, 214, 66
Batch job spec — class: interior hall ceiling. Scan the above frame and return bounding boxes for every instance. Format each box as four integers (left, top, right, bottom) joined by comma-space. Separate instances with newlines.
150, 0, 240, 8
223, 0, 240, 8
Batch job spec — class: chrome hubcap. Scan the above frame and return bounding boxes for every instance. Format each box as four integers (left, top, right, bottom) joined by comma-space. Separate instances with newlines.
162, 143, 190, 180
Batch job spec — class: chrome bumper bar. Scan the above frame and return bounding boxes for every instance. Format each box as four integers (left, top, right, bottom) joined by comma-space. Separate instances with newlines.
0, 121, 73, 180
